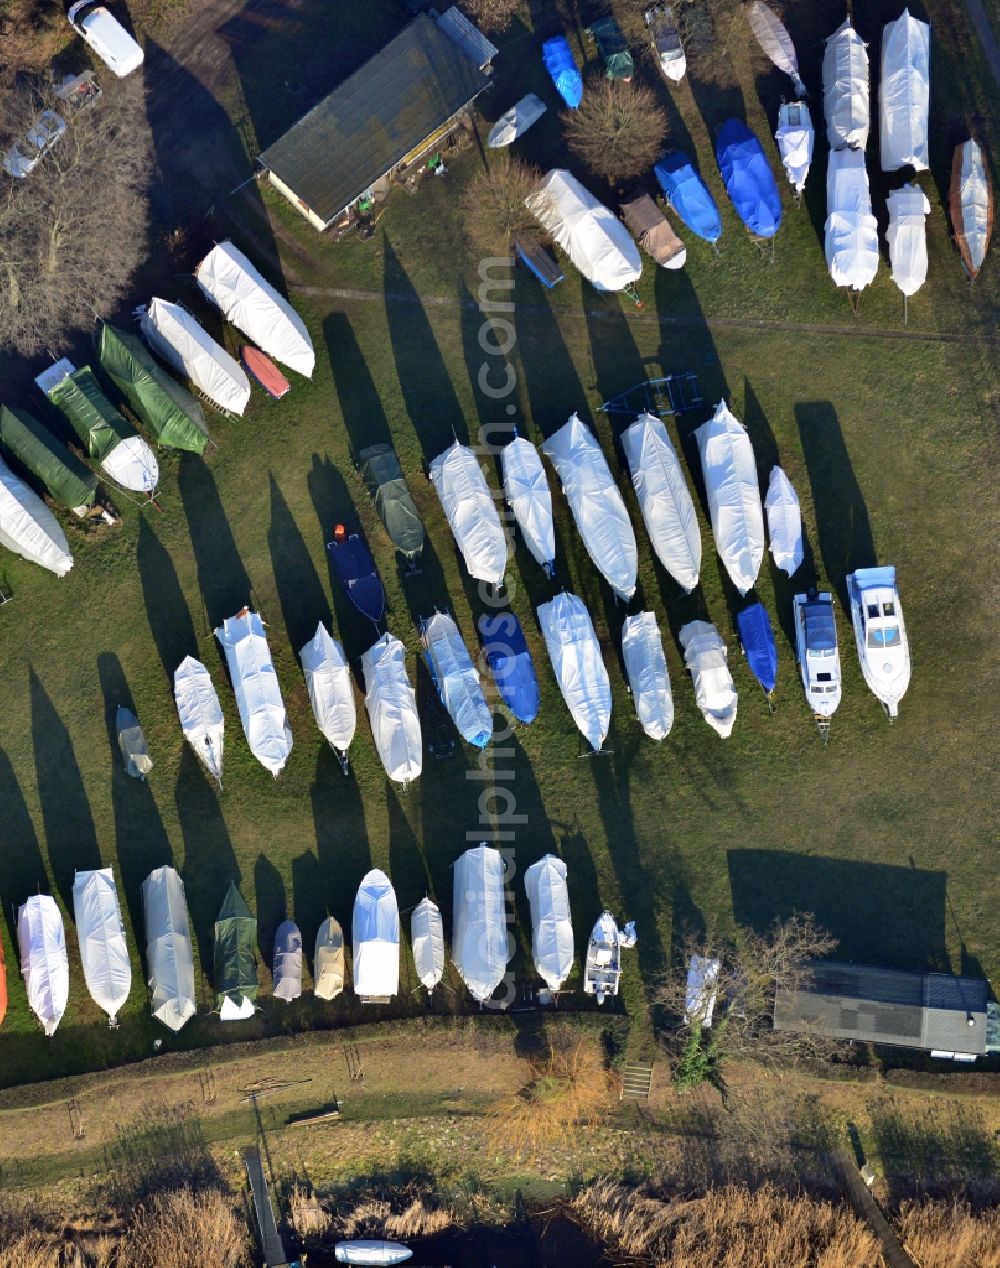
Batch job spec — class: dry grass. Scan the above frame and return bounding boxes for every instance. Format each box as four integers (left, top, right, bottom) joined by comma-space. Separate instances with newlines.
288, 1182, 332, 1241
492, 1041, 620, 1160
897, 1198, 1000, 1268
338, 1191, 453, 1240
116, 1188, 250, 1268
0, 1235, 62, 1268
572, 1179, 880, 1267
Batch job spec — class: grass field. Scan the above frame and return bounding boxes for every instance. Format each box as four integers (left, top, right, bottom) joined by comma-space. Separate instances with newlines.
0, 0, 997, 1090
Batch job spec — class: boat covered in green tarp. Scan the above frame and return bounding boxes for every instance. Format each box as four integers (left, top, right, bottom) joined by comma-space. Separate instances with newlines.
97, 322, 209, 455
214, 882, 258, 1019
0, 405, 97, 511
41, 361, 159, 495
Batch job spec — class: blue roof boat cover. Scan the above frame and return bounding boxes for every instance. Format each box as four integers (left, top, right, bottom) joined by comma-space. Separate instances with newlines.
328, 532, 386, 626
543, 36, 583, 108
737, 601, 778, 694
715, 119, 782, 239
654, 151, 722, 243
803, 597, 837, 650
850, 565, 897, 594
478, 612, 540, 724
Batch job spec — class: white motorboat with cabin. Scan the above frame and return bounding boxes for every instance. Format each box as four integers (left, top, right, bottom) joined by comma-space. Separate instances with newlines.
583, 911, 621, 1005
793, 591, 842, 736
847, 566, 911, 719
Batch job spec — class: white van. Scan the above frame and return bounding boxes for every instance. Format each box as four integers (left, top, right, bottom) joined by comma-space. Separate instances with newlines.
67, 1, 144, 78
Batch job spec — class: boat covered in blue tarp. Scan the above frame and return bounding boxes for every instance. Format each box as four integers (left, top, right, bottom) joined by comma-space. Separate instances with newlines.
542, 36, 583, 108
478, 612, 540, 724
737, 601, 778, 696
654, 151, 723, 243
715, 119, 782, 239
328, 527, 386, 626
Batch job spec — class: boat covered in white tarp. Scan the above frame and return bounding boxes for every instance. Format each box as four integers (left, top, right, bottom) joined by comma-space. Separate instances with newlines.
747, 1, 806, 97
422, 612, 492, 748
429, 441, 508, 588
583, 910, 621, 1004
411, 897, 445, 993
334, 1242, 412, 1266
695, 403, 764, 596
272, 920, 303, 1002
621, 412, 700, 592
524, 855, 574, 992
353, 869, 400, 1001
18, 895, 69, 1036
825, 147, 879, 292
300, 621, 357, 762
763, 465, 803, 576
775, 100, 814, 195
142, 866, 196, 1032
880, 9, 930, 172
314, 916, 346, 1001
679, 620, 738, 738
950, 139, 993, 279
537, 592, 612, 752
685, 954, 721, 1026
526, 169, 642, 292
621, 611, 674, 741
488, 93, 547, 147
823, 17, 869, 150
0, 457, 73, 577
361, 634, 422, 785
215, 609, 292, 776
140, 298, 252, 415
195, 240, 315, 377
887, 184, 930, 298
453, 845, 510, 1003
173, 656, 225, 788
847, 565, 911, 718
542, 413, 637, 600
73, 868, 130, 1023
501, 435, 555, 574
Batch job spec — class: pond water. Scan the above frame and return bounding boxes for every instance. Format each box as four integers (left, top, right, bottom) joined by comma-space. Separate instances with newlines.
302, 1212, 611, 1266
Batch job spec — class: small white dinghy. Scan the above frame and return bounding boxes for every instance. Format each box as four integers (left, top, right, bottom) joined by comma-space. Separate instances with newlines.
621, 611, 674, 741
487, 93, 546, 147
645, 4, 686, 82
334, 1240, 412, 1265
410, 897, 445, 994
793, 591, 842, 738
583, 911, 621, 1005
173, 656, 225, 788
679, 620, 738, 738
300, 621, 356, 771
763, 465, 803, 577
847, 566, 911, 719
501, 434, 555, 575
775, 100, 814, 197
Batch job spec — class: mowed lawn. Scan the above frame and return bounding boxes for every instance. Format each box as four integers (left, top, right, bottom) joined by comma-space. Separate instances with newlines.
0, 0, 996, 1088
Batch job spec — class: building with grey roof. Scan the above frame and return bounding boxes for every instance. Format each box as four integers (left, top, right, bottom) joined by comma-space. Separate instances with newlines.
773, 960, 992, 1060
260, 13, 491, 231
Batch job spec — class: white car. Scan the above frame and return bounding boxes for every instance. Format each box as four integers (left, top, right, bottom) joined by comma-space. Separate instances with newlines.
3, 109, 67, 179
68, 1, 144, 78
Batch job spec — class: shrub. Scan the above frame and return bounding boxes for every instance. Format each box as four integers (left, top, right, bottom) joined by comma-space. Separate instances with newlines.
563, 79, 667, 184
460, 154, 543, 256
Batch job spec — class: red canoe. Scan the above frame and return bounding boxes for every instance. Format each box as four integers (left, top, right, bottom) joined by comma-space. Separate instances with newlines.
241, 345, 291, 400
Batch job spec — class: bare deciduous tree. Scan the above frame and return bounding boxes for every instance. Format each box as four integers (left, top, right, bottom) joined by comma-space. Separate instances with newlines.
656, 916, 841, 1097
460, 153, 543, 257
457, 0, 520, 35
0, 77, 152, 357
563, 78, 668, 184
